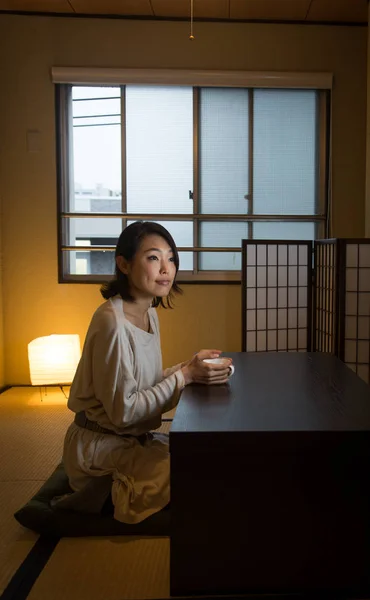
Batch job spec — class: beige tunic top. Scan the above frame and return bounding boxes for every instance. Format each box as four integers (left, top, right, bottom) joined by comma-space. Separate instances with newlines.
63, 295, 185, 524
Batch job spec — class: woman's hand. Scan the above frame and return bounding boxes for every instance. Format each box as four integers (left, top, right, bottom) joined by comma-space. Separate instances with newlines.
181, 349, 233, 386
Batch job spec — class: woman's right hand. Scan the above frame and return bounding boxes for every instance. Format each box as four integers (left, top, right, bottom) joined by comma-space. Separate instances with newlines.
181, 349, 232, 386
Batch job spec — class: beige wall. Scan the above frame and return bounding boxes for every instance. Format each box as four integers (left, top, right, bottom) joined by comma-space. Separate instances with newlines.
0, 14, 367, 384
366, 3, 370, 237
0, 68, 5, 387
0, 180, 4, 388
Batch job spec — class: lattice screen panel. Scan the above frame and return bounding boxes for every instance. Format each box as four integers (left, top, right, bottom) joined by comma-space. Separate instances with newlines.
313, 239, 370, 384
242, 240, 313, 353
314, 240, 337, 354
342, 241, 370, 384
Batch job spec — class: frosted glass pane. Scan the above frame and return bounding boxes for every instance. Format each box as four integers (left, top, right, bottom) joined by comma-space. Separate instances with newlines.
254, 89, 317, 215
254, 222, 316, 241
178, 252, 193, 270
200, 88, 249, 214
200, 252, 241, 270
127, 220, 193, 250
201, 222, 249, 248
359, 244, 370, 268
154, 221, 193, 247
346, 245, 358, 267
126, 86, 193, 214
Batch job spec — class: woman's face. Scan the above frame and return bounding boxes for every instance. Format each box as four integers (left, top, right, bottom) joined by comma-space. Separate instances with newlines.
118, 234, 177, 301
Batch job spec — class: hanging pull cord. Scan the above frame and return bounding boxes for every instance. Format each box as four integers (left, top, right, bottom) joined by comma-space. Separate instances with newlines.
189, 0, 195, 40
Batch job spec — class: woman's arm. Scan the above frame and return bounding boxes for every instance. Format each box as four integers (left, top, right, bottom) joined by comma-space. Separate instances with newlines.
163, 361, 189, 378
90, 315, 185, 429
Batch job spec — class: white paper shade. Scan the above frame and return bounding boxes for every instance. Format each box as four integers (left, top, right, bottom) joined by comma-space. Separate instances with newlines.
28, 334, 81, 385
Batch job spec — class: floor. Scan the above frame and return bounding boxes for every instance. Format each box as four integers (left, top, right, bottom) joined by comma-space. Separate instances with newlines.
0, 386, 175, 600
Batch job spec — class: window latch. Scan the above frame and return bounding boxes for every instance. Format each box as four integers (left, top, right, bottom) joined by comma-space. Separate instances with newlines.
189, 190, 194, 200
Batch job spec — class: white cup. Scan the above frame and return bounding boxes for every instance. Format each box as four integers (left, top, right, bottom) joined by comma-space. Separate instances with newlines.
203, 357, 235, 377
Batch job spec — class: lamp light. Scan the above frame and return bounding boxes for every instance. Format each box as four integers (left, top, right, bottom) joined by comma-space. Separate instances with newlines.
28, 334, 81, 386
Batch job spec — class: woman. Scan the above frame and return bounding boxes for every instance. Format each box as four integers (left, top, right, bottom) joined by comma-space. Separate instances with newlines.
63, 221, 232, 524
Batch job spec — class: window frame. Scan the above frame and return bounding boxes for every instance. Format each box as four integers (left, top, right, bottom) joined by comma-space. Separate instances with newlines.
55, 68, 332, 284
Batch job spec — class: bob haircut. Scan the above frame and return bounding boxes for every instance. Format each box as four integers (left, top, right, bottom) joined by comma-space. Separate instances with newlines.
100, 221, 182, 308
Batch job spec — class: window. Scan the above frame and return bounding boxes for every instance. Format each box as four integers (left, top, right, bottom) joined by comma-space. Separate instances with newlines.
56, 72, 330, 283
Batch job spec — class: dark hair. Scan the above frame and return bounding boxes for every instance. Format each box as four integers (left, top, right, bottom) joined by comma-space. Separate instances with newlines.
100, 221, 182, 308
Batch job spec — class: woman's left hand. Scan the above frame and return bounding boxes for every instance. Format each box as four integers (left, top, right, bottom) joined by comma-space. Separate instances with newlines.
181, 349, 232, 385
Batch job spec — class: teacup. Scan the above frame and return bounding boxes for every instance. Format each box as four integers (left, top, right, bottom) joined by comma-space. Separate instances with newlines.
203, 357, 235, 377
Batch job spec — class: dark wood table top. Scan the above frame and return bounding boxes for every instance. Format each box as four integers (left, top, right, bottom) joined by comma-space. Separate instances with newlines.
171, 352, 370, 435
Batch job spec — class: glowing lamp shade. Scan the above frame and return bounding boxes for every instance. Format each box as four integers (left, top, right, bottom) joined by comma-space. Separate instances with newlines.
28, 334, 81, 386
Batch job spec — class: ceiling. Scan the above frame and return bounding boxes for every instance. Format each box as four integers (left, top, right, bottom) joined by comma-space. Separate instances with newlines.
0, 0, 367, 24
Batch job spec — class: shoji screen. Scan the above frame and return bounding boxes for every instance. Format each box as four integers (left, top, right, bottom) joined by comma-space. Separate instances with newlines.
340, 240, 370, 383
242, 240, 313, 353
314, 240, 337, 354
313, 239, 370, 384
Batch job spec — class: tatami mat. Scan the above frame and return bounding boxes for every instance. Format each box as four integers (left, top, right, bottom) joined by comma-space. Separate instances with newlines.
0, 386, 175, 600
0, 387, 72, 594
0, 481, 40, 594
157, 420, 171, 435
0, 387, 73, 481
28, 537, 170, 600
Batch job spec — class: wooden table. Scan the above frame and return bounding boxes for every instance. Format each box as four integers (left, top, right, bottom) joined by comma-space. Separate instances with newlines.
170, 352, 370, 597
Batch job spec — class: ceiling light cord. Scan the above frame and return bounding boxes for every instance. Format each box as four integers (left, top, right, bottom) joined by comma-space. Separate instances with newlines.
189, 0, 195, 40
